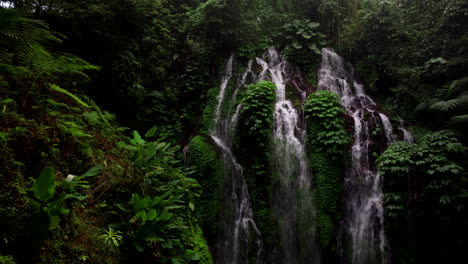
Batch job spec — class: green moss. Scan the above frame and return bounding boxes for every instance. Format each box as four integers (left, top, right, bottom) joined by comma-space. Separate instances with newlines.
187, 135, 222, 244
317, 214, 333, 248
200, 88, 219, 134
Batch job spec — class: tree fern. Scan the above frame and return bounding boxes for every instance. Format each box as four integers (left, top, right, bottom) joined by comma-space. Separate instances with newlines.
448, 114, 468, 125
0, 8, 61, 64
0, 8, 99, 77
413, 84, 438, 112
428, 92, 468, 112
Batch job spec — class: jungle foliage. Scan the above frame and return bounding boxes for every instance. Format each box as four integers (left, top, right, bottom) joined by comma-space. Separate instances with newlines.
1, 0, 468, 262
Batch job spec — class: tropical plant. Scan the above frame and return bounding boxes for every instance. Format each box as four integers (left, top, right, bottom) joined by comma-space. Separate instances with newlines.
238, 81, 277, 145
378, 131, 467, 263
30, 168, 85, 242
304, 90, 349, 157
415, 76, 468, 127
279, 19, 326, 64
100, 227, 123, 252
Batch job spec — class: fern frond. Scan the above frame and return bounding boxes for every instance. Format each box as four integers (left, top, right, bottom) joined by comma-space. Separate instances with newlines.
429, 92, 468, 112
49, 84, 90, 108
448, 114, 468, 125
0, 8, 61, 61
447, 76, 468, 98
434, 84, 449, 99
410, 84, 437, 101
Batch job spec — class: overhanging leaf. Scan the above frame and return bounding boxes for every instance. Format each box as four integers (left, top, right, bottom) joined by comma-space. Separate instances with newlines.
80, 164, 103, 178
145, 125, 158, 138
292, 41, 302, 49
308, 43, 321, 55
308, 22, 320, 29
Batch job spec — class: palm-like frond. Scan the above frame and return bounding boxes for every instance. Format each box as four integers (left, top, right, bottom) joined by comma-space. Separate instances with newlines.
0, 8, 61, 64
0, 8, 98, 77
429, 92, 468, 112
447, 76, 468, 98
413, 84, 438, 112
448, 114, 468, 125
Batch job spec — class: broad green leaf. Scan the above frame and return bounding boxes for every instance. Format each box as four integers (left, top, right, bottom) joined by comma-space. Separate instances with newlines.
147, 209, 157, 221
161, 240, 173, 249
133, 130, 144, 144
80, 164, 103, 178
33, 168, 56, 201
117, 141, 126, 148
48, 207, 70, 216
135, 210, 147, 221
308, 43, 321, 55
145, 125, 158, 138
171, 259, 182, 264
49, 215, 60, 230
308, 22, 320, 28
292, 41, 302, 49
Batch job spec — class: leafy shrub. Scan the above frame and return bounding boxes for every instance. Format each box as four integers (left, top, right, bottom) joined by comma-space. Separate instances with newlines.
278, 19, 326, 65
238, 81, 277, 145
378, 131, 467, 263
305, 90, 350, 158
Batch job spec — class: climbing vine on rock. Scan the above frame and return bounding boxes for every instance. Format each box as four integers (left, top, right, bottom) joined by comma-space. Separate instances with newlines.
238, 81, 277, 145
237, 80, 277, 248
304, 90, 349, 258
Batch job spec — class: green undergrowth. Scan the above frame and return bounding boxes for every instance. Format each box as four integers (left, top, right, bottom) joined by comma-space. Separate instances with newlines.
304, 90, 350, 260
0, 86, 214, 263
378, 131, 467, 263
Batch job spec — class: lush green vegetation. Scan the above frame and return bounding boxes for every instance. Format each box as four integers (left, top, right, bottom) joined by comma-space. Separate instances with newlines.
1, 0, 467, 262
237, 81, 277, 247
378, 131, 467, 263
304, 90, 349, 261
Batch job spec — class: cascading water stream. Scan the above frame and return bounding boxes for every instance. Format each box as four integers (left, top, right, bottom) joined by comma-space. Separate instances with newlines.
318, 48, 396, 264
210, 55, 263, 264
398, 119, 414, 143
204, 48, 414, 264
255, 49, 320, 264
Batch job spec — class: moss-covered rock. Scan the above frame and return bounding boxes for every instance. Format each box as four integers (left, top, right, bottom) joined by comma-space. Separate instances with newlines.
236, 81, 277, 251
305, 90, 349, 260
187, 135, 222, 246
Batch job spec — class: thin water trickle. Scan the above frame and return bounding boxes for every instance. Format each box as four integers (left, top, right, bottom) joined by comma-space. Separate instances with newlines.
211, 56, 262, 264
398, 120, 414, 143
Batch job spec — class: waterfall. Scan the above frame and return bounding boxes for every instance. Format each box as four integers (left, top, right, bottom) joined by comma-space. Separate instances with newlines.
255, 49, 321, 264
211, 55, 263, 264
398, 120, 414, 143
318, 48, 394, 264
210, 49, 320, 263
